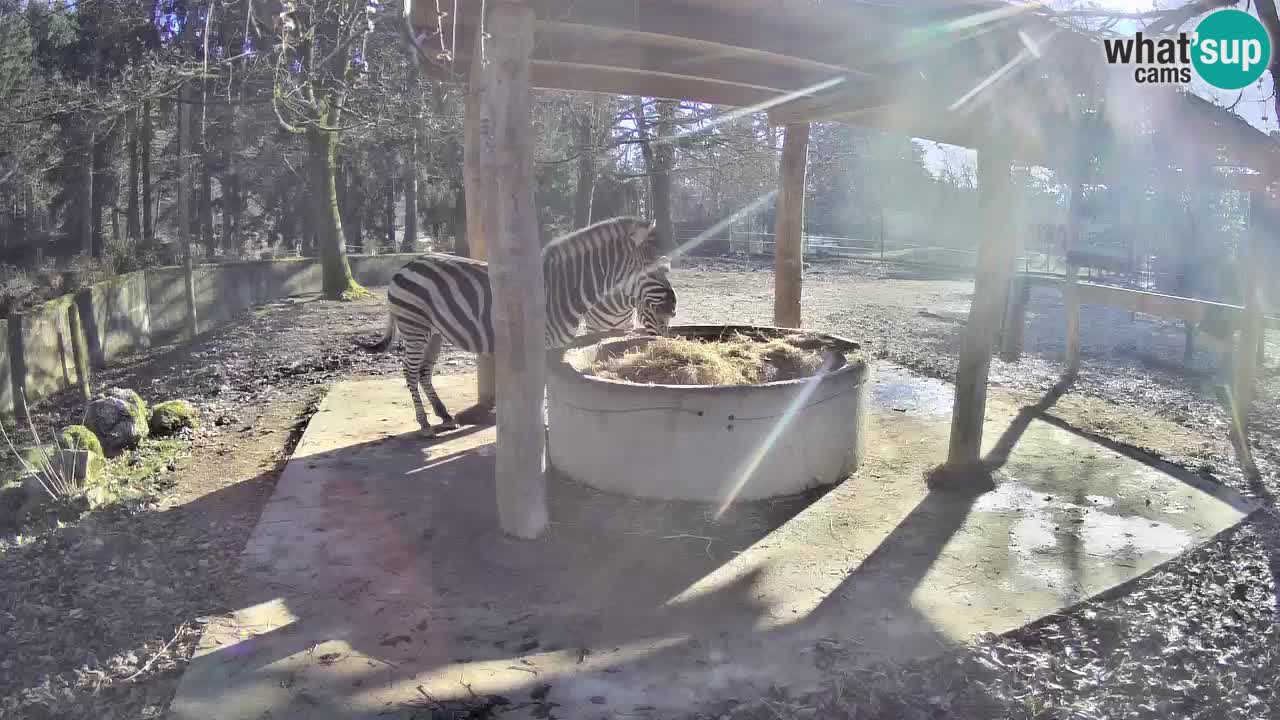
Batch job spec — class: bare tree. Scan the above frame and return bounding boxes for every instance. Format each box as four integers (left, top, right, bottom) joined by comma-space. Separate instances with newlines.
271, 0, 374, 297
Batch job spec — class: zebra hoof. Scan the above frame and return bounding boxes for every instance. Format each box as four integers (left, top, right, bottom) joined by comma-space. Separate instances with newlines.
437, 420, 459, 432
417, 426, 438, 439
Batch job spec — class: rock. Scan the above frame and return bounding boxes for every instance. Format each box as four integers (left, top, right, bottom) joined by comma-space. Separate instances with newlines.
149, 400, 200, 436
0, 484, 27, 530
58, 425, 104, 457
85, 388, 149, 451
193, 365, 224, 381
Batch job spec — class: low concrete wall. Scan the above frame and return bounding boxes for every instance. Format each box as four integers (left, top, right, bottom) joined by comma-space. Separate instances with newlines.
77, 271, 151, 368
3, 254, 419, 420
146, 267, 193, 348
11, 294, 82, 410
350, 254, 415, 288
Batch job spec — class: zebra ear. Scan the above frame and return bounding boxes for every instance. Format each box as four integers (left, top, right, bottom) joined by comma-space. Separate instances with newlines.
630, 220, 658, 247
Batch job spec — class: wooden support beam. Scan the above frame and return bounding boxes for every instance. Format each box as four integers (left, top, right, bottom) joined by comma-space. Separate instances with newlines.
463, 31, 496, 409
1064, 260, 1081, 377
444, 23, 838, 96
1063, 178, 1084, 379
945, 140, 1015, 473
773, 122, 809, 328
478, 0, 549, 539
426, 53, 794, 108
1232, 191, 1266, 435
999, 274, 1029, 361
515, 0, 881, 72
1073, 282, 1215, 324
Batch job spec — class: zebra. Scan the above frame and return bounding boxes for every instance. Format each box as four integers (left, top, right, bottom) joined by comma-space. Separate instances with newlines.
361, 217, 673, 436
579, 260, 677, 335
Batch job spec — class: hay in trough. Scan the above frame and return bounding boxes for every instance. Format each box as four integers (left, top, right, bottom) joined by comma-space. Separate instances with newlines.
585, 332, 847, 386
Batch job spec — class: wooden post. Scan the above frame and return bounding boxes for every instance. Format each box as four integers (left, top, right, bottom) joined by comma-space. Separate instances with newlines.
1063, 181, 1083, 378
944, 141, 1015, 472
772, 122, 809, 328
67, 301, 91, 404
1064, 259, 1081, 377
879, 207, 885, 260
477, 0, 548, 539
1232, 190, 1265, 433
463, 28, 496, 409
999, 274, 1029, 361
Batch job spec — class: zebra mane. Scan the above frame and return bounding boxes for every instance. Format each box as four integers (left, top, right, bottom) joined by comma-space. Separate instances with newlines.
541, 216, 649, 260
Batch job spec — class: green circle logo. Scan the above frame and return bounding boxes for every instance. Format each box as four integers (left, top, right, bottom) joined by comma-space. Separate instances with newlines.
1192, 9, 1271, 90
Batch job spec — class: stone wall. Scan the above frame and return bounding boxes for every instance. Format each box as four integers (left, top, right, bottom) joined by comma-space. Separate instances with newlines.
1, 254, 416, 418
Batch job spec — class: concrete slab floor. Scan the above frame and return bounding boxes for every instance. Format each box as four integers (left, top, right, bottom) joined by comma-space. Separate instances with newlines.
169, 363, 1257, 720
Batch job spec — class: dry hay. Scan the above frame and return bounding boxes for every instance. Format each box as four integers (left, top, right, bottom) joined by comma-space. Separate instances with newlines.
584, 332, 851, 386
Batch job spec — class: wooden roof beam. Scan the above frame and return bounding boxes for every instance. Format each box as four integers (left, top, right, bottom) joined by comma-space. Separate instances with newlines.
442, 0, 881, 77
438, 21, 846, 97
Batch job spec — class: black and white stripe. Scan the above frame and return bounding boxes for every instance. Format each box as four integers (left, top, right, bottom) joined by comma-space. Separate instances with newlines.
580, 262, 677, 335
363, 216, 665, 436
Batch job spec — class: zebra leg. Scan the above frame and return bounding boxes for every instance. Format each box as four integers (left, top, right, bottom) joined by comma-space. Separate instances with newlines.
401, 332, 436, 437
419, 332, 457, 431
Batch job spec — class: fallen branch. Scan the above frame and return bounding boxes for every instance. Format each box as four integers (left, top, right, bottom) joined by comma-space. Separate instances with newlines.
123, 624, 186, 683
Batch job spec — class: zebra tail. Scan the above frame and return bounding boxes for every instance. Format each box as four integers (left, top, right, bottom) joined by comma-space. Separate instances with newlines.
358, 313, 398, 353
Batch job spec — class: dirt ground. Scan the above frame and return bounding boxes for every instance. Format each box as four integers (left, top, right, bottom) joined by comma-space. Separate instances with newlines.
1, 256, 1277, 720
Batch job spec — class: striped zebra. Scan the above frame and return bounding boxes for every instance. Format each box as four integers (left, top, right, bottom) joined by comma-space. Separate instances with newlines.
579, 261, 677, 335
362, 217, 673, 436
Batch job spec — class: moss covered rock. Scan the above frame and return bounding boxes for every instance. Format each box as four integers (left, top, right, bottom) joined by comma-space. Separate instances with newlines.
85, 387, 150, 451
59, 425, 104, 457
150, 400, 200, 436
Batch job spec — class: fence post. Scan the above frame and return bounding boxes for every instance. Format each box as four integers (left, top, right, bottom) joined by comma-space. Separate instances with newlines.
67, 300, 92, 404
1000, 274, 1029, 361
879, 208, 885, 261
8, 316, 27, 420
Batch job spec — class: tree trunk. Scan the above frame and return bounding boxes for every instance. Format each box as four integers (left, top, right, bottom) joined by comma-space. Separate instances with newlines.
336, 155, 349, 238
80, 126, 95, 257
300, 174, 316, 256
403, 126, 418, 253
773, 123, 809, 328
279, 187, 298, 252
142, 100, 153, 245
572, 100, 597, 228
200, 128, 214, 258
452, 179, 468, 255
651, 100, 677, 255
126, 108, 141, 242
632, 97, 675, 255
384, 172, 397, 251
92, 120, 120, 259
307, 127, 358, 298
221, 109, 238, 255
344, 160, 364, 252
177, 87, 198, 338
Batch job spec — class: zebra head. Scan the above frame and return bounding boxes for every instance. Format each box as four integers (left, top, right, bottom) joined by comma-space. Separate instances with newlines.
636, 256, 676, 336
542, 216, 663, 348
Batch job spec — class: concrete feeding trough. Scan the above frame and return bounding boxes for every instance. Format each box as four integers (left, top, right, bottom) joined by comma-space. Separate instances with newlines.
546, 325, 872, 503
